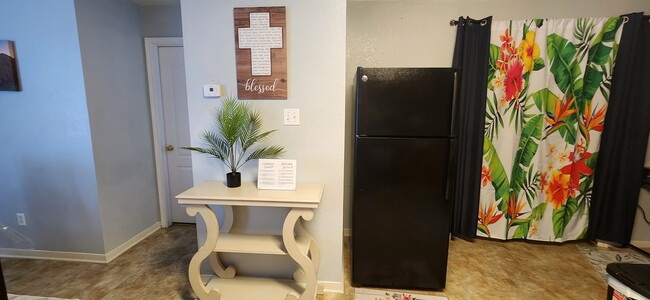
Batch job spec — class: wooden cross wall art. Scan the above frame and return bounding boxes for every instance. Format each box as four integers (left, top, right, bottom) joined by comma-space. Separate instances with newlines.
234, 6, 287, 100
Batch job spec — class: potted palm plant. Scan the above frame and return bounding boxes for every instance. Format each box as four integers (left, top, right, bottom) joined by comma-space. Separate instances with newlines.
183, 95, 284, 187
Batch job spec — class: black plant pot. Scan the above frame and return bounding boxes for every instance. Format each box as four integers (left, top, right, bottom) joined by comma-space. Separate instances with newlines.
226, 172, 241, 188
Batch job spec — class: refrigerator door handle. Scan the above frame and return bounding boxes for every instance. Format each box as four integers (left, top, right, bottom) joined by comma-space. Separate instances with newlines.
449, 70, 460, 138
444, 139, 457, 201
444, 167, 452, 201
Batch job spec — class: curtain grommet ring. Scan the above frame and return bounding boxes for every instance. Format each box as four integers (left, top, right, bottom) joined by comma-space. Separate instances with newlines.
480, 19, 488, 26
622, 16, 629, 24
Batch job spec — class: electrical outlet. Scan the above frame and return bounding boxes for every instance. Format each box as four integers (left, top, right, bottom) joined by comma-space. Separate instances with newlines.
283, 108, 300, 125
17, 213, 26, 226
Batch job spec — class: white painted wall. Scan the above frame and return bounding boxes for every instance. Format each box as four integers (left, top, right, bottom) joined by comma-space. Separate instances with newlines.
345, 0, 650, 230
75, 0, 160, 253
181, 0, 346, 286
0, 0, 105, 253
140, 4, 183, 37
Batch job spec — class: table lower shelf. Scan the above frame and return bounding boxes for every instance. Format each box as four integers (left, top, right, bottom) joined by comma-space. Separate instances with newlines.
202, 275, 306, 300
215, 233, 311, 256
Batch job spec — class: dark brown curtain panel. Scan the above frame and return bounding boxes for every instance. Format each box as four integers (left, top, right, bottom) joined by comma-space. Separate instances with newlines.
450, 16, 492, 238
589, 13, 650, 245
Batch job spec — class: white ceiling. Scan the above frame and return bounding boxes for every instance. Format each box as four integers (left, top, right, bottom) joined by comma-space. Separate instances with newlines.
131, 0, 179, 5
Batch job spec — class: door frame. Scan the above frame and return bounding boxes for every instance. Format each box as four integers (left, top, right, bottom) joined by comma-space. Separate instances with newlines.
144, 37, 184, 228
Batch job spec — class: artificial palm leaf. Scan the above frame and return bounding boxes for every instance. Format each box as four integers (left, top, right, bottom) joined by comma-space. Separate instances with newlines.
183, 95, 285, 174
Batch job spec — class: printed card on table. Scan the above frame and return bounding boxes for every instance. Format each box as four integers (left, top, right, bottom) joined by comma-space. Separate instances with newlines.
257, 159, 296, 190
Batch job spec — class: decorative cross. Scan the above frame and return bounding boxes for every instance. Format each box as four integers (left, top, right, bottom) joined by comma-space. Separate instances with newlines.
238, 12, 283, 76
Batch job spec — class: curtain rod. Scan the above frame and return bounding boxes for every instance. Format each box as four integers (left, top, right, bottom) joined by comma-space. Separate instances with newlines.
450, 19, 488, 26
450, 16, 630, 26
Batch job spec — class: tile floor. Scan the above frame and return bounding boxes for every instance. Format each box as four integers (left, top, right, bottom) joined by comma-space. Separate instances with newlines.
1, 224, 642, 299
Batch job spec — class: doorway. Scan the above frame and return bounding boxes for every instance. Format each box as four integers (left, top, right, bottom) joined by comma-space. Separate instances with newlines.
145, 37, 194, 226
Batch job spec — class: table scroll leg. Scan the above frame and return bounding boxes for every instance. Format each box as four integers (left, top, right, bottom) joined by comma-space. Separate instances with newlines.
208, 254, 236, 279
283, 208, 317, 300
222, 205, 234, 233
293, 220, 322, 294
295, 220, 321, 273
208, 205, 236, 279
186, 205, 221, 300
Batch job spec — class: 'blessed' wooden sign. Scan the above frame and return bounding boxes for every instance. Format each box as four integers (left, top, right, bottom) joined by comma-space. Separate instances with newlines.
234, 7, 287, 99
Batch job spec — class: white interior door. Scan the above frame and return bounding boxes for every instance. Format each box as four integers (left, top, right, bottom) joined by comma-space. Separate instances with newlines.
159, 46, 194, 224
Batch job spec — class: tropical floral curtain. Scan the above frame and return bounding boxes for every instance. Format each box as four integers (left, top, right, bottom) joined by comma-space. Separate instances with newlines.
478, 17, 625, 241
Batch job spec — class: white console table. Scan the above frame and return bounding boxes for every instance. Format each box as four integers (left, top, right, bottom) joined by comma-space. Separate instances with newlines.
176, 181, 323, 300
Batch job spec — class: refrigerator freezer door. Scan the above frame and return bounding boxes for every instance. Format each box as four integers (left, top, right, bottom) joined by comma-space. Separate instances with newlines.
356, 67, 457, 138
352, 136, 451, 290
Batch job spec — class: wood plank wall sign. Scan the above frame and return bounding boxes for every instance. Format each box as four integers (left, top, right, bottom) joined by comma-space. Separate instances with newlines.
234, 6, 287, 99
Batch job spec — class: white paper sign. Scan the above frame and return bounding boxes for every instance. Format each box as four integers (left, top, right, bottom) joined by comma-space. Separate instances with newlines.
257, 159, 297, 190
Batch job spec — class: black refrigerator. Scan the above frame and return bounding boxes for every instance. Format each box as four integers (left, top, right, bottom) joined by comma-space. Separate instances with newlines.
352, 67, 458, 291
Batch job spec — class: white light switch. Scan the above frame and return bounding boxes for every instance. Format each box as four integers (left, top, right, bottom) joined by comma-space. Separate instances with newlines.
283, 109, 300, 126
203, 84, 221, 97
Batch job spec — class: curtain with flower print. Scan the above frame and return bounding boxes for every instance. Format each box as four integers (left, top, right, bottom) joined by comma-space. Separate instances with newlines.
478, 17, 625, 241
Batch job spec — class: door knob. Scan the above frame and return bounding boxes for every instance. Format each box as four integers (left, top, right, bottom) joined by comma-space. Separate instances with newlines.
166, 145, 174, 152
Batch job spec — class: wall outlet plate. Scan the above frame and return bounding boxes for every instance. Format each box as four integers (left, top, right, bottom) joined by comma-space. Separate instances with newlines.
283, 108, 300, 125
17, 213, 26, 226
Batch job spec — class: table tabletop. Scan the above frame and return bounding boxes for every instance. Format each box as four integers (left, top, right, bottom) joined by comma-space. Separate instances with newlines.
176, 181, 323, 208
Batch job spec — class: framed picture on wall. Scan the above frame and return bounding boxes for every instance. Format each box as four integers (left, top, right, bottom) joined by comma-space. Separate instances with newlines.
0, 40, 21, 91
234, 6, 287, 99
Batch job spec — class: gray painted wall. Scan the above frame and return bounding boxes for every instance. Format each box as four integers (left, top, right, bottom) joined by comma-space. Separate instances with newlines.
181, 0, 346, 284
345, 0, 650, 231
140, 4, 183, 37
0, 0, 105, 253
75, 0, 159, 252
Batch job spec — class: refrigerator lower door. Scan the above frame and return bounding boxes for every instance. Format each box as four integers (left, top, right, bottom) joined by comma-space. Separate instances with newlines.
352, 137, 451, 290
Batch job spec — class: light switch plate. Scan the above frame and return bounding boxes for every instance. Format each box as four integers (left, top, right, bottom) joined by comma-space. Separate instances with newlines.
203, 84, 221, 97
283, 109, 300, 125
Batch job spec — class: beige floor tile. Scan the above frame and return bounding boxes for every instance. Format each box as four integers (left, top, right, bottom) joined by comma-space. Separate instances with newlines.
1, 224, 639, 299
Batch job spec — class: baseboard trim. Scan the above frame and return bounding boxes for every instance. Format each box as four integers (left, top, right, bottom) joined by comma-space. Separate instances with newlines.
0, 247, 107, 263
630, 240, 650, 248
105, 222, 161, 263
0, 222, 161, 263
343, 228, 351, 237
319, 280, 344, 294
